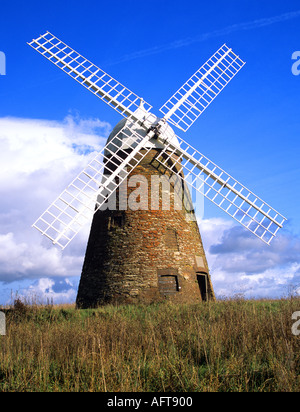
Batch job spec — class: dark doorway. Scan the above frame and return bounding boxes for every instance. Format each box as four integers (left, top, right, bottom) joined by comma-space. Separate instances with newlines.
197, 273, 208, 301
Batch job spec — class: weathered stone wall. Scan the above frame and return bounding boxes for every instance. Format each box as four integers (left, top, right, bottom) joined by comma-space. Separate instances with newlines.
76, 149, 215, 308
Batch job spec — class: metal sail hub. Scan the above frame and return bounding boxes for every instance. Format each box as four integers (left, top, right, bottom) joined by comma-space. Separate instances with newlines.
105, 105, 180, 156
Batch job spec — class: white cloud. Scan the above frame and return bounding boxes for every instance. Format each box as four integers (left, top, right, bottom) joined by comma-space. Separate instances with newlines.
199, 218, 300, 298
25, 278, 78, 304
0, 114, 110, 186
0, 232, 83, 282
0, 115, 111, 301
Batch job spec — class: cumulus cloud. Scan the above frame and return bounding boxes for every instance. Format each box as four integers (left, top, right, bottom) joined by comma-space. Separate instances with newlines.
199, 217, 300, 298
210, 225, 300, 274
0, 114, 111, 304
0, 232, 83, 282
25, 278, 78, 304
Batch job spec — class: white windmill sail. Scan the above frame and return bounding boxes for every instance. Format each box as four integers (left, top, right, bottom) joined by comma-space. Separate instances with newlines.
153, 132, 286, 245
33, 118, 155, 249
27, 32, 152, 120
28, 32, 286, 248
160, 44, 245, 131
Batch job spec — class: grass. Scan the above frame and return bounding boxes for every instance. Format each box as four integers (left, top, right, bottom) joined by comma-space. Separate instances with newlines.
0, 298, 299, 392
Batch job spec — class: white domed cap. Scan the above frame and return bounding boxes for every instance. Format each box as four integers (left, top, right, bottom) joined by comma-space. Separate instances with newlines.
104, 102, 180, 156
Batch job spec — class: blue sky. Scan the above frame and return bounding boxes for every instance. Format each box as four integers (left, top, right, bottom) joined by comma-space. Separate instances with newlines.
0, 0, 300, 304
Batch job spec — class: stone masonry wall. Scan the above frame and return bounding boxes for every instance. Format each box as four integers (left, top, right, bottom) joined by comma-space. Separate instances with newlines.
76, 149, 215, 308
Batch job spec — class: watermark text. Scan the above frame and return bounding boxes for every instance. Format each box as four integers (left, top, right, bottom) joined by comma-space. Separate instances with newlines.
0, 311, 5, 335
292, 311, 300, 336
97, 171, 204, 221
292, 51, 300, 75
0, 51, 6, 76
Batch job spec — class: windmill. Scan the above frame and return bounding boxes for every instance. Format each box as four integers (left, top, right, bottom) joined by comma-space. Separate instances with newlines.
28, 32, 286, 307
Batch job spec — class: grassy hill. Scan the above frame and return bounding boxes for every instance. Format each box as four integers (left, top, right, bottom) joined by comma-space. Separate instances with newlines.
0, 298, 299, 392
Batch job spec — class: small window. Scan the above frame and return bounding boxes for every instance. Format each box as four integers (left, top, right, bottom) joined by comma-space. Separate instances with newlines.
108, 214, 124, 229
158, 275, 180, 296
164, 228, 179, 251
157, 268, 180, 297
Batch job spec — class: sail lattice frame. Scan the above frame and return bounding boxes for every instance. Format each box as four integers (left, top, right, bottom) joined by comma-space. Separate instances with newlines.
160, 44, 245, 131
33, 120, 153, 249
28, 32, 152, 119
154, 133, 286, 244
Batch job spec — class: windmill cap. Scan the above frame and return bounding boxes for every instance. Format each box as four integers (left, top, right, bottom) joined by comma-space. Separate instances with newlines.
104, 107, 180, 156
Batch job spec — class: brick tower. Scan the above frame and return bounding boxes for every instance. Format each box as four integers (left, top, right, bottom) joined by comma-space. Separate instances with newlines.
76, 117, 215, 308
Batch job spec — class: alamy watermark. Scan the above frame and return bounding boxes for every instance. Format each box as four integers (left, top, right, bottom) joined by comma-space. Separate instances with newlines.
291, 51, 300, 76
0, 51, 6, 76
292, 311, 300, 336
0, 311, 5, 335
97, 170, 205, 221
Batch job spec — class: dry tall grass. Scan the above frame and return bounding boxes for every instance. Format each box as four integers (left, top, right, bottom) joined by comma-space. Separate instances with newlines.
0, 298, 299, 392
